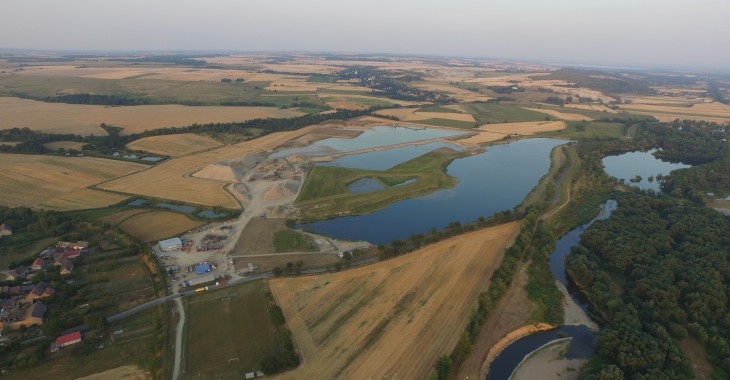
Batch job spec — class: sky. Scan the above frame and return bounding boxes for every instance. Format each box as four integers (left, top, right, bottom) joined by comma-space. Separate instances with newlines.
1, 0, 728, 70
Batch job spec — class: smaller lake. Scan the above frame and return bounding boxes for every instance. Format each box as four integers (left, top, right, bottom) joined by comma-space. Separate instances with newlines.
602, 149, 691, 191
127, 199, 148, 207
197, 210, 228, 219
272, 126, 465, 158
156, 203, 196, 213
320, 141, 460, 170
347, 178, 385, 194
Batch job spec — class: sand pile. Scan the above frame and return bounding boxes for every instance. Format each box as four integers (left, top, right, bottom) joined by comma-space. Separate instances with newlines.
193, 164, 237, 182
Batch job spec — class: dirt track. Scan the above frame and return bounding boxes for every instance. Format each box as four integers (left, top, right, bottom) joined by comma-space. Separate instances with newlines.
270, 222, 519, 379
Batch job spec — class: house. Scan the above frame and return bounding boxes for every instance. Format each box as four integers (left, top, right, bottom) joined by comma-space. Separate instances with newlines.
63, 249, 81, 260
57, 241, 89, 250
6, 266, 28, 281
26, 282, 54, 302
0, 302, 46, 330
0, 224, 11, 238
31, 258, 47, 271
60, 260, 74, 276
51, 331, 82, 352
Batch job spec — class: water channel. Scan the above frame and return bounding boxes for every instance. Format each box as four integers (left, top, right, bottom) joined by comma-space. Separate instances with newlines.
486, 200, 617, 380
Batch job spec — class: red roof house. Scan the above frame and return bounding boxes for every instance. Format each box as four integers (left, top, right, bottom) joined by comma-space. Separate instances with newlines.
56, 331, 81, 347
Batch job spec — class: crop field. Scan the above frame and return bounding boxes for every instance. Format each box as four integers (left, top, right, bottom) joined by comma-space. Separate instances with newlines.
273, 229, 318, 252
618, 101, 730, 122
296, 148, 465, 220
184, 280, 277, 378
126, 133, 223, 157
269, 222, 520, 379
522, 107, 592, 121
543, 121, 626, 139
98, 144, 260, 208
0, 153, 145, 210
375, 107, 476, 128
462, 103, 552, 124
564, 103, 619, 114
0, 97, 303, 135
118, 211, 204, 242
456, 121, 566, 146
99, 209, 150, 226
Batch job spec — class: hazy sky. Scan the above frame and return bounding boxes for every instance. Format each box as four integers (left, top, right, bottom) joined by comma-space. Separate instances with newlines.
1, 0, 728, 69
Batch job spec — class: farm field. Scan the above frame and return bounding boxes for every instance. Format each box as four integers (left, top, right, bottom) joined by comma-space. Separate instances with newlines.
618, 101, 730, 122
522, 107, 592, 121
462, 103, 552, 124
117, 211, 204, 242
375, 107, 476, 128
99, 209, 150, 226
542, 121, 626, 139
455, 121, 566, 146
0, 97, 303, 135
184, 280, 277, 379
0, 153, 145, 210
564, 103, 618, 113
126, 133, 223, 157
103, 125, 334, 207
269, 222, 520, 379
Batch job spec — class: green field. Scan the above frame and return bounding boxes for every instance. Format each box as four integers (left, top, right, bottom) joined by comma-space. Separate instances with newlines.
417, 118, 476, 128
462, 102, 552, 124
273, 229, 318, 252
306, 75, 337, 83
541, 121, 627, 139
296, 148, 465, 221
184, 280, 277, 379
417, 105, 462, 113
0, 75, 318, 106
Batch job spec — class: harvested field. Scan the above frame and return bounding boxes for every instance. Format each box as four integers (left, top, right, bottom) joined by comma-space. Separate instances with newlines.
455, 121, 566, 146
43, 141, 86, 151
104, 127, 329, 207
125, 133, 222, 157
99, 209, 150, 226
233, 218, 287, 256
480, 121, 566, 135
270, 222, 520, 379
619, 101, 730, 122
0, 97, 303, 135
0, 153, 145, 210
376, 107, 476, 123
76, 365, 149, 380
118, 211, 204, 242
564, 103, 618, 113
522, 107, 592, 121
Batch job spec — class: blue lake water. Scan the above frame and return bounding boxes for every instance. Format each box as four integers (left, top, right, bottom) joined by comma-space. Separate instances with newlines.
320, 141, 460, 170
197, 210, 228, 219
127, 199, 148, 207
299, 138, 567, 244
347, 178, 385, 194
156, 203, 196, 213
272, 125, 465, 158
602, 149, 691, 191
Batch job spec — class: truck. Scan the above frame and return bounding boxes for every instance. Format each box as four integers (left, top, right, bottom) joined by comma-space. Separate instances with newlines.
195, 287, 206, 293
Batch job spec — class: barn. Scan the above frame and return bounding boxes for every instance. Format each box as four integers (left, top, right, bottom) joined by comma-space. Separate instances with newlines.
158, 237, 183, 252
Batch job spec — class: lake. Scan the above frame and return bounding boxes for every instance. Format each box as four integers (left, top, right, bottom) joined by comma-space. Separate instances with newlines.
320, 141, 460, 170
272, 125, 465, 159
602, 149, 691, 191
298, 138, 567, 244
347, 177, 385, 193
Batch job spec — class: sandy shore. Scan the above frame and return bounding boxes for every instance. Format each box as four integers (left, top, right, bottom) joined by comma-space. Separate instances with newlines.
511, 338, 587, 380
558, 280, 598, 330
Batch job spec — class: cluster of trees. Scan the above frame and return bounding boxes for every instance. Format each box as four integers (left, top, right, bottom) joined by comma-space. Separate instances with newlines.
338, 66, 453, 103
567, 193, 730, 379
260, 298, 300, 373
544, 69, 656, 95
9, 92, 152, 106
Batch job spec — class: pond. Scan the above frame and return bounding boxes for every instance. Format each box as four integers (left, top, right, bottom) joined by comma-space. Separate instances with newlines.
127, 199, 148, 207
197, 210, 228, 219
347, 177, 385, 194
155, 203, 196, 213
271, 125, 465, 159
298, 138, 567, 244
602, 149, 691, 191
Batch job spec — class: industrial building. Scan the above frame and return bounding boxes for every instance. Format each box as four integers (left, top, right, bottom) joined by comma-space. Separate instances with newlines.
195, 263, 211, 274
158, 237, 183, 252
183, 274, 216, 287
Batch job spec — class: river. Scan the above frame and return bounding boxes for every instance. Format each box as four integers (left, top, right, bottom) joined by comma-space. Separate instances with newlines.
486, 200, 617, 380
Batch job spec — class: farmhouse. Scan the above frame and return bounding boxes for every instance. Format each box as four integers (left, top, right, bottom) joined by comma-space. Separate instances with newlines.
6, 266, 28, 281
57, 241, 89, 250
0, 302, 46, 330
159, 237, 183, 252
51, 331, 82, 352
31, 258, 47, 271
25, 282, 54, 302
0, 224, 11, 238
59, 260, 74, 276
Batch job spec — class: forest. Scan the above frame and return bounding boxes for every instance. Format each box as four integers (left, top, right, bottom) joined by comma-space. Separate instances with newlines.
567, 193, 730, 379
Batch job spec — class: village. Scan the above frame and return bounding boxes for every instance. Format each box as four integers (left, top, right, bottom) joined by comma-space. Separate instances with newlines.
0, 238, 93, 352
